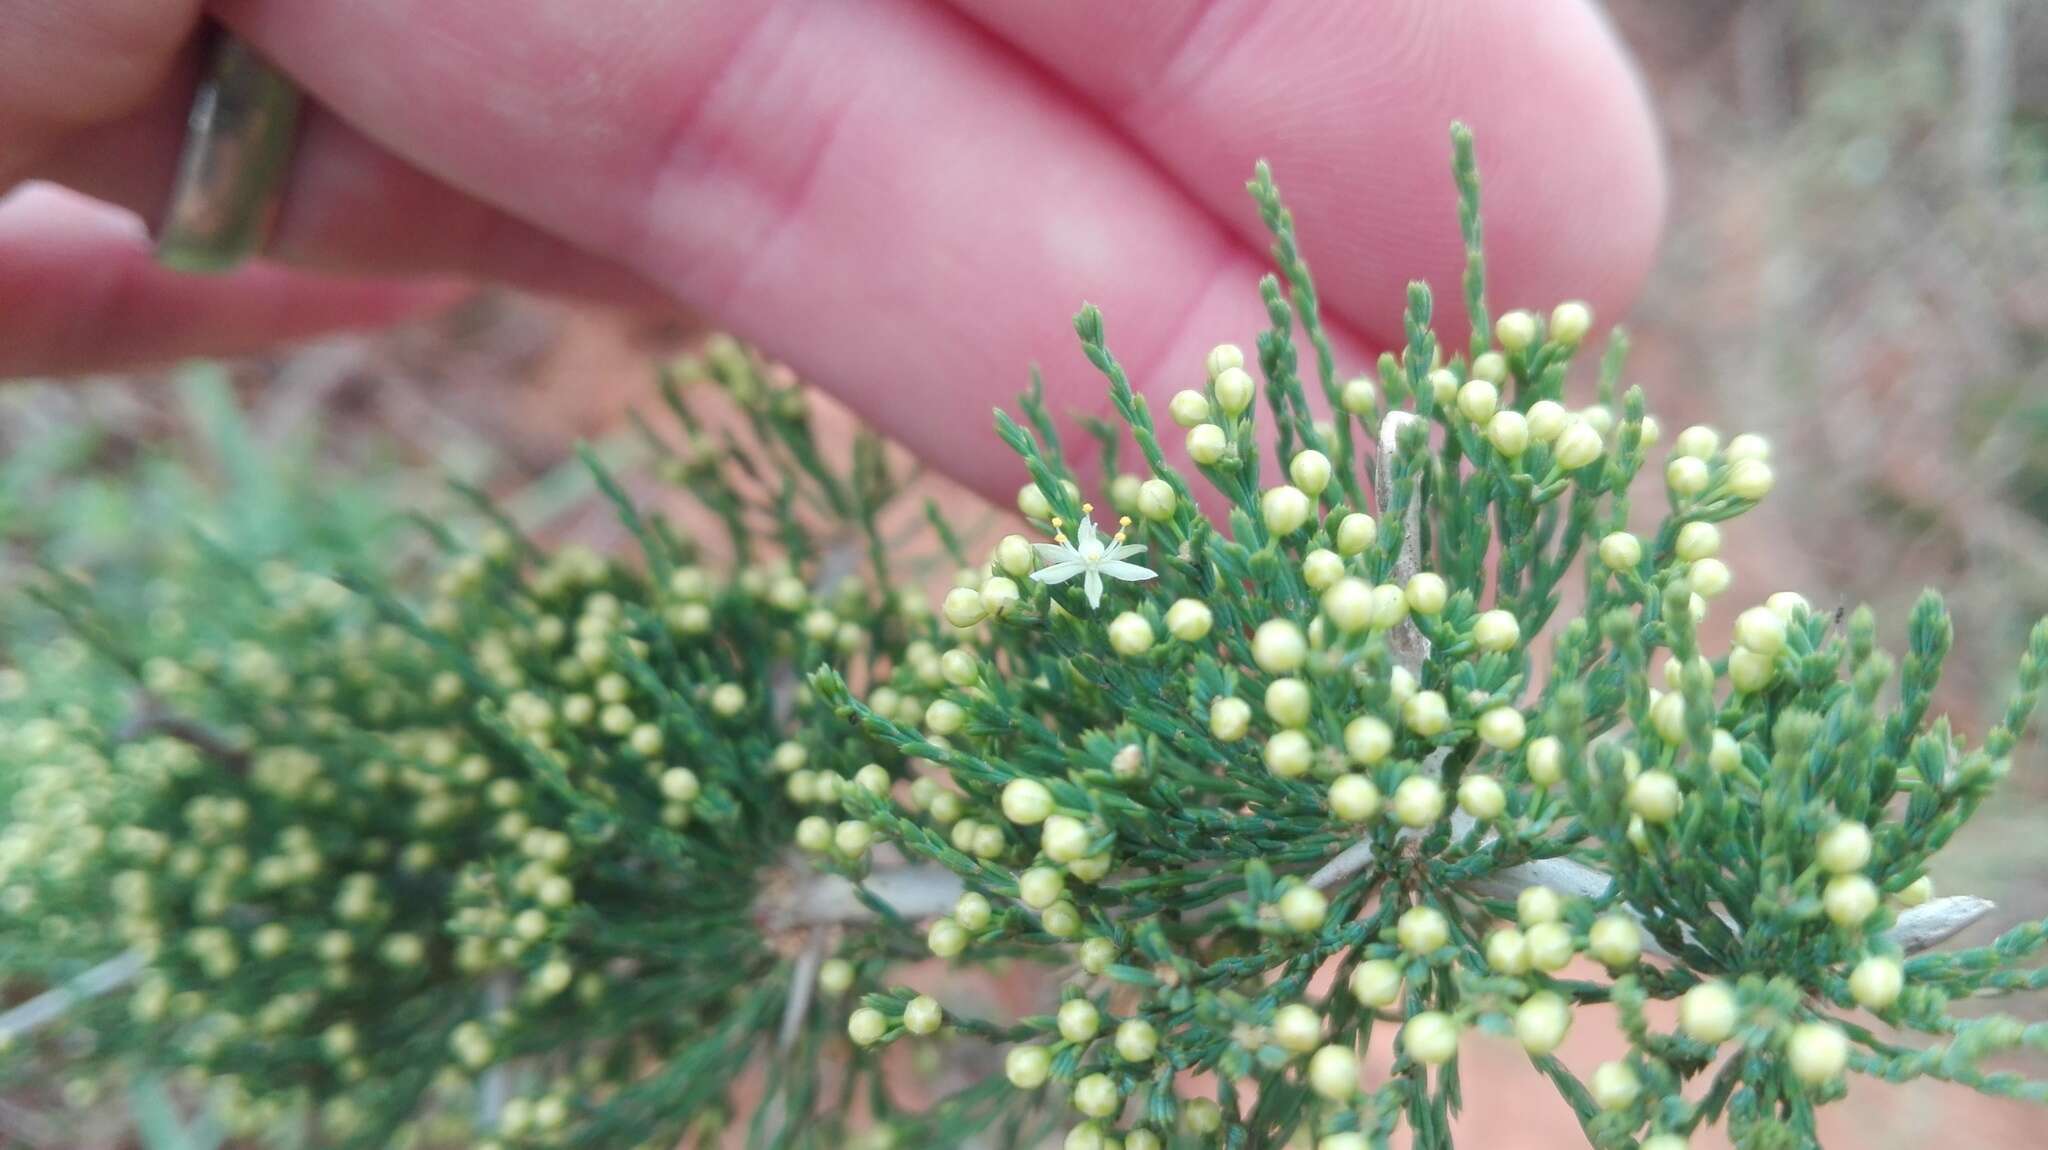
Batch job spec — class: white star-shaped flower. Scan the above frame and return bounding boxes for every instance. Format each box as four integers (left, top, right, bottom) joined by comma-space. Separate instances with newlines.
1029, 508, 1157, 609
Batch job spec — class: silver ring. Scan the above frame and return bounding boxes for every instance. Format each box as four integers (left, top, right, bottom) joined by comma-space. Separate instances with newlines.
154, 29, 304, 273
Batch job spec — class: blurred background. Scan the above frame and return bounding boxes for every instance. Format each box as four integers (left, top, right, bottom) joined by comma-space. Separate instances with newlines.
4, 0, 2046, 1145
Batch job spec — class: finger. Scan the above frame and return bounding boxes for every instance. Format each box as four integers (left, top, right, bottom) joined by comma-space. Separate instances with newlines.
943, 0, 1666, 351
0, 0, 199, 184
31, 46, 664, 313
0, 183, 459, 377
217, 0, 1378, 502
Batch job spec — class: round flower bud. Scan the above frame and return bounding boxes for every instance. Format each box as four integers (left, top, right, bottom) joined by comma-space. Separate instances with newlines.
660, 767, 701, 802
1344, 716, 1394, 764
1477, 707, 1526, 751
1849, 955, 1904, 1009
1210, 696, 1251, 742
1496, 310, 1538, 353
1329, 774, 1382, 822
1019, 866, 1066, 910
1056, 998, 1100, 1043
1369, 583, 1410, 630
1115, 1018, 1160, 1062
1206, 342, 1244, 379
1307, 1044, 1359, 1101
1072, 1073, 1119, 1118
1136, 479, 1178, 522
1898, 875, 1935, 907
1675, 521, 1721, 562
1487, 410, 1530, 457
1725, 432, 1769, 462
834, 819, 874, 859
1108, 612, 1155, 657
1526, 922, 1576, 971
1402, 1012, 1459, 1066
1588, 914, 1642, 968
1002, 779, 1056, 826
1456, 379, 1499, 424
1110, 474, 1143, 514
1486, 927, 1531, 975
995, 533, 1036, 578
1823, 874, 1879, 927
1335, 513, 1377, 556
1526, 400, 1569, 443
1525, 735, 1564, 785
1392, 776, 1446, 828
1006, 1045, 1052, 1089
1252, 620, 1308, 673
795, 816, 833, 853
848, 1007, 889, 1046
1674, 424, 1720, 460
1639, 415, 1664, 444
1078, 936, 1117, 974
1397, 905, 1450, 955
1728, 646, 1776, 695
1187, 423, 1228, 464
1265, 678, 1313, 729
1515, 991, 1573, 1055
1402, 690, 1450, 736
1064, 1124, 1105, 1150
1550, 301, 1592, 345
926, 698, 967, 735
1264, 731, 1314, 779
928, 918, 969, 958
1471, 351, 1507, 383
942, 587, 987, 629
1214, 367, 1256, 415
1817, 821, 1872, 875
1302, 549, 1345, 591
1628, 770, 1683, 824
1164, 598, 1213, 642
1019, 483, 1055, 521
1734, 606, 1789, 657
1708, 729, 1742, 773
1642, 1136, 1688, 1150
1690, 557, 1732, 598
1591, 1061, 1640, 1111
1679, 981, 1738, 1044
1765, 591, 1811, 620
1727, 459, 1774, 501
1271, 1004, 1323, 1054
1168, 390, 1211, 428
1041, 814, 1092, 863
1788, 1022, 1849, 1086
1472, 609, 1521, 652
1289, 451, 1333, 497
1405, 572, 1450, 616
1182, 1098, 1223, 1135
1458, 774, 1507, 821
1340, 376, 1377, 415
955, 892, 993, 931
1422, 368, 1455, 406
980, 576, 1021, 617
1279, 885, 1329, 932
1322, 578, 1375, 634
1349, 959, 1402, 1008
1666, 455, 1711, 497
1262, 485, 1313, 536
1554, 421, 1604, 471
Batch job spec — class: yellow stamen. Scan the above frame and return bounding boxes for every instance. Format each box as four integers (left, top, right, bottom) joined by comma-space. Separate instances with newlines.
1119, 516, 1132, 528
1081, 502, 1095, 515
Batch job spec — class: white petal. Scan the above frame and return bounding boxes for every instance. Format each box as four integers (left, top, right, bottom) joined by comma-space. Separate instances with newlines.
1030, 561, 1087, 586
1097, 560, 1158, 582
1033, 542, 1078, 564
1077, 518, 1100, 549
1084, 570, 1104, 608
1106, 541, 1148, 561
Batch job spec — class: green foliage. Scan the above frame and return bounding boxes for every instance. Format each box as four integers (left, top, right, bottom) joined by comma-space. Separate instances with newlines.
5, 128, 2047, 1150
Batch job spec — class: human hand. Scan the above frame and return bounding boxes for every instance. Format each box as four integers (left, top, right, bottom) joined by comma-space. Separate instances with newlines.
2, 1, 1663, 500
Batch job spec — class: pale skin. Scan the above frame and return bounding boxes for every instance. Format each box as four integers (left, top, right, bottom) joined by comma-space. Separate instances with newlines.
0, 1, 1665, 502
